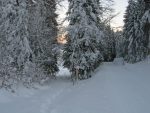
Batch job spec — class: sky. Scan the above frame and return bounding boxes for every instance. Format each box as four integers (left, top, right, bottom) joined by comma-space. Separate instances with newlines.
112, 0, 128, 28
57, 0, 128, 28
56, 0, 69, 25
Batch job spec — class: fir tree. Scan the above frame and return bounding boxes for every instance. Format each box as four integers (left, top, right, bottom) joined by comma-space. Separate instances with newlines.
63, 0, 104, 80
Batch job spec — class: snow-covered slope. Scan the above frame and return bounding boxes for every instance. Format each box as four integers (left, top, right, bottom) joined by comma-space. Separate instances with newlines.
0, 61, 150, 113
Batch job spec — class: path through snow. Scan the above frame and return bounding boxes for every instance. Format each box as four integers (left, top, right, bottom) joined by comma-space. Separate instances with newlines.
0, 62, 150, 113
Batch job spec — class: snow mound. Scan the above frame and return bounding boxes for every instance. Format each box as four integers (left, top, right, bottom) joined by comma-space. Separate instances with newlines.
113, 57, 125, 65
146, 55, 150, 63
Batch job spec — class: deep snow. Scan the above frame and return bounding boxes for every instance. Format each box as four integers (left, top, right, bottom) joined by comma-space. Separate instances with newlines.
0, 61, 150, 113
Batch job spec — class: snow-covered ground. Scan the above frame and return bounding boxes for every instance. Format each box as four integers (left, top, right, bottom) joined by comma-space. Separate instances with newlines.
0, 61, 150, 113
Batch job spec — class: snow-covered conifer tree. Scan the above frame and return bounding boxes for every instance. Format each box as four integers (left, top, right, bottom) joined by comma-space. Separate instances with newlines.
102, 25, 116, 61
0, 0, 59, 89
1, 0, 32, 69
123, 0, 148, 63
63, 0, 104, 80
115, 31, 125, 58
123, 0, 137, 62
134, 0, 148, 61
27, 0, 59, 76
96, 0, 116, 62
0, 0, 33, 88
141, 0, 150, 54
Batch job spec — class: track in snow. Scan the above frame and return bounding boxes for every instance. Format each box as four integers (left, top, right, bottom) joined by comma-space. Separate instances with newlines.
0, 62, 150, 113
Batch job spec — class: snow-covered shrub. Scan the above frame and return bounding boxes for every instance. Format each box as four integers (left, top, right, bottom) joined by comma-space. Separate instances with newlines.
146, 55, 150, 63
0, 62, 18, 90
40, 60, 59, 78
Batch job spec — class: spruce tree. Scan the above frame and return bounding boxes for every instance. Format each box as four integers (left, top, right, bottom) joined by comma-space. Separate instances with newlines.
0, 0, 59, 88
102, 25, 116, 61
98, 0, 116, 62
1, 0, 32, 69
123, 0, 148, 63
141, 1, 150, 54
27, 0, 59, 76
123, 0, 137, 63
0, 0, 32, 88
0, 0, 32, 69
115, 31, 125, 58
63, 0, 104, 80
134, 0, 148, 61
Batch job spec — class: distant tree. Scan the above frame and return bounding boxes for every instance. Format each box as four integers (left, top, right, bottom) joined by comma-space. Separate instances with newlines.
63, 0, 104, 80
115, 31, 125, 58
99, 0, 116, 62
102, 25, 116, 61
